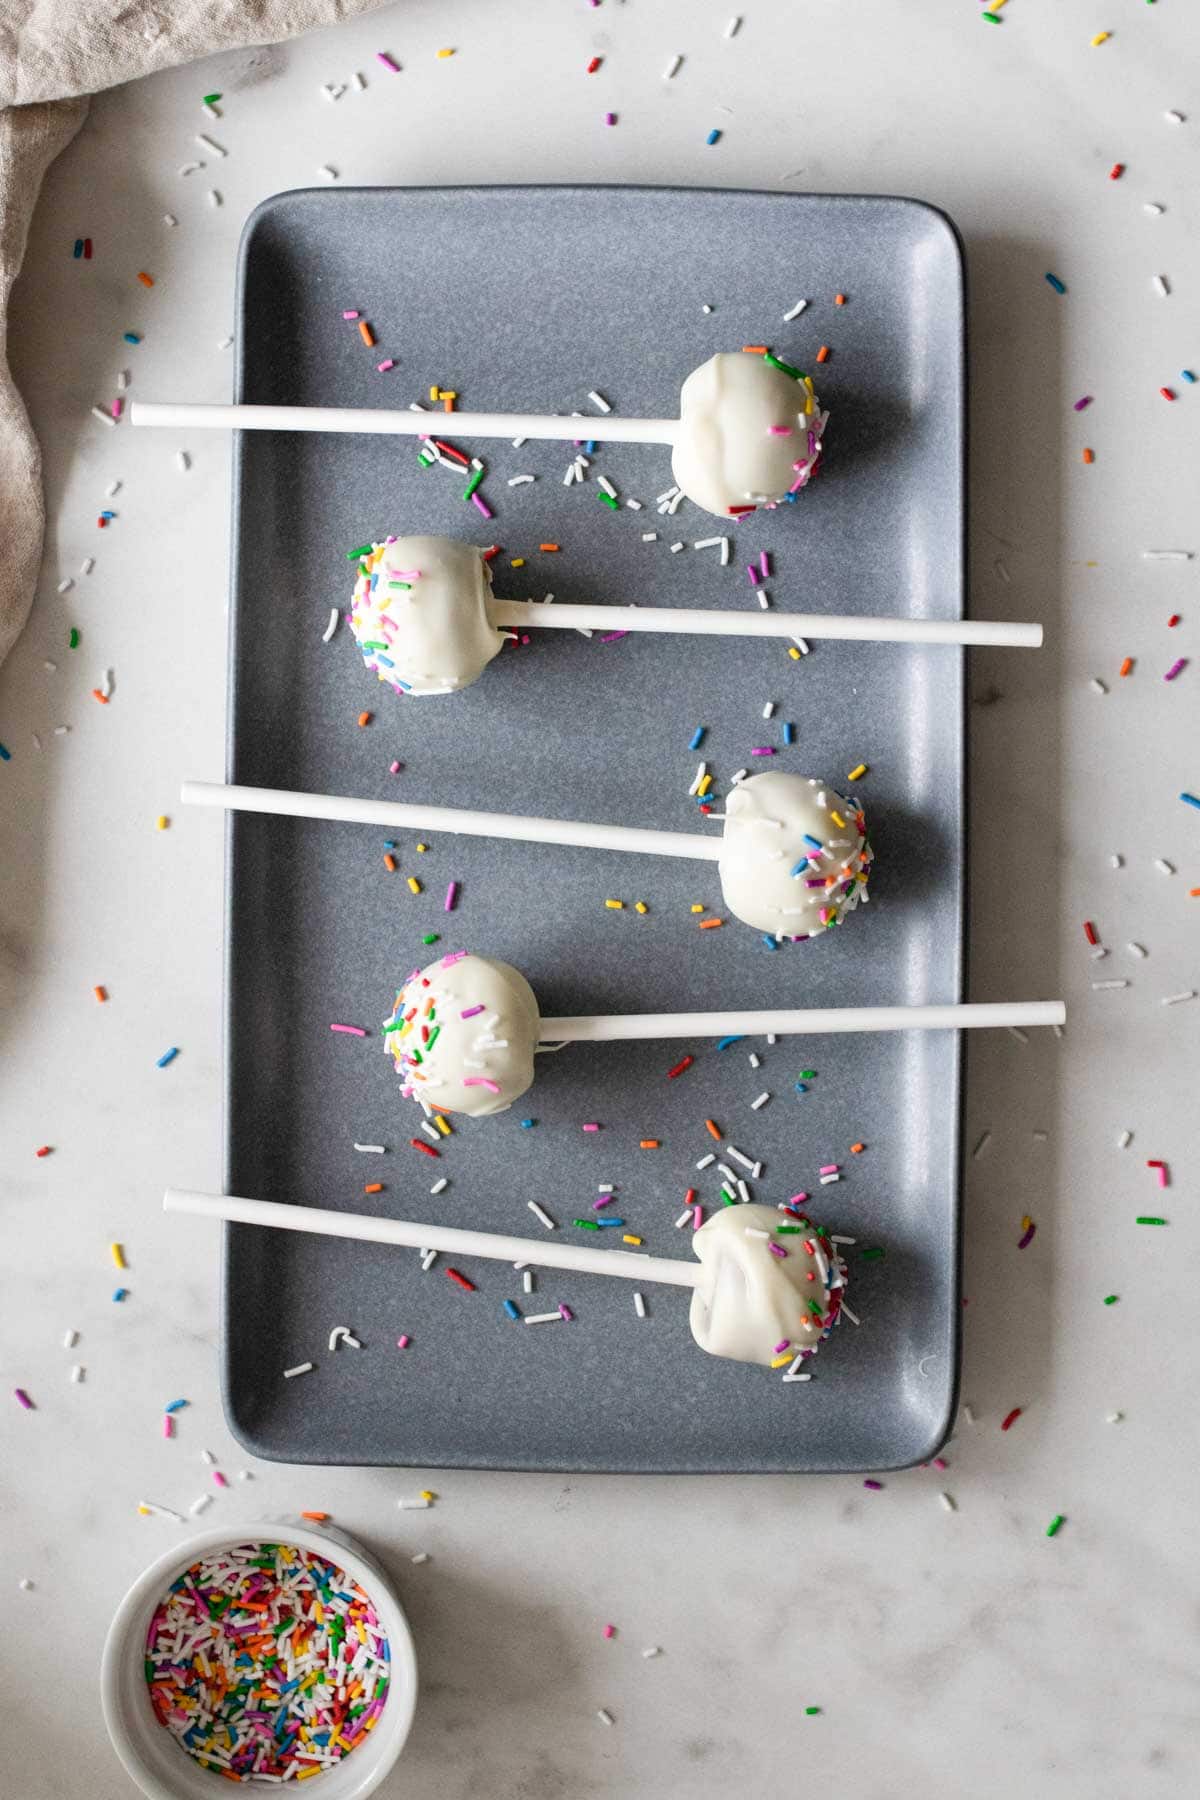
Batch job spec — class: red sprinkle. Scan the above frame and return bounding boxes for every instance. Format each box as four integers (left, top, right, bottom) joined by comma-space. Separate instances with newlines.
445, 1267, 475, 1292
1109, 163, 1124, 180
666, 1055, 694, 1080
587, 56, 602, 73
410, 1139, 440, 1159
1160, 387, 1176, 401
35, 1145, 53, 1158
1001, 1408, 1023, 1432
1083, 921, 1098, 946
1168, 614, 1180, 628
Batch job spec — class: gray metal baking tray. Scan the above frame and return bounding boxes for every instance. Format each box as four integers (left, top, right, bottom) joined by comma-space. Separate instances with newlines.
220, 186, 965, 1471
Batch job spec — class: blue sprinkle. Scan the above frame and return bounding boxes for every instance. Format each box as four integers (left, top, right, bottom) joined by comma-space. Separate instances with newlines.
112, 1288, 128, 1302
762, 934, 779, 950
503, 1300, 521, 1321
715, 1035, 745, 1051
585, 440, 597, 455
376, 655, 394, 667
164, 1398, 189, 1413
0, 742, 11, 762
383, 840, 397, 849
156, 1046, 180, 1068
123, 332, 141, 344
790, 859, 808, 877
1181, 792, 1200, 810
795, 1081, 808, 1094
688, 726, 706, 750
783, 721, 794, 745
1044, 272, 1066, 295
99, 510, 115, 520
802, 833, 823, 850
596, 1217, 625, 1228
706, 128, 722, 146
1182, 370, 1197, 384
73, 239, 84, 258
520, 1118, 536, 1128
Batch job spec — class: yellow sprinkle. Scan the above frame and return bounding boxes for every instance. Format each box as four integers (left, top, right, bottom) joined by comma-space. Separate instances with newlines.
788, 646, 802, 660
434, 1114, 451, 1136
1021, 1214, 1032, 1232
438, 390, 457, 401
510, 557, 525, 568
634, 901, 648, 914
437, 47, 456, 58
156, 815, 170, 830
803, 375, 814, 393
690, 903, 705, 913
138, 1504, 152, 1515
356, 1619, 367, 1645
313, 1602, 324, 1625
416, 842, 428, 853
407, 876, 422, 894
622, 1234, 643, 1245
697, 774, 713, 796
297, 1769, 322, 1783
605, 898, 624, 910
770, 1352, 795, 1369
420, 1488, 437, 1500
428, 385, 440, 402
1090, 31, 1109, 47
804, 393, 814, 415
110, 1242, 126, 1269
847, 763, 868, 782
830, 810, 845, 827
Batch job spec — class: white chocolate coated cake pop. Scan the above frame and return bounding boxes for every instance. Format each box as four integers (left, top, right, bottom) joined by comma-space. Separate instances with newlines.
690, 1202, 848, 1366
385, 951, 540, 1117
350, 535, 504, 696
670, 351, 827, 517
718, 771, 871, 937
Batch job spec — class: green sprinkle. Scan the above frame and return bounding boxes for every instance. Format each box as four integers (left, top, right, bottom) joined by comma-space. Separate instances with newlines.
763, 351, 804, 379
1136, 1215, 1168, 1225
1046, 1514, 1065, 1538
1103, 1294, 1119, 1305
359, 640, 388, 650
68, 627, 80, 648
981, 9, 1001, 19
387, 580, 412, 590
860, 1247, 885, 1261
425, 1025, 441, 1051
346, 544, 373, 561
722, 1193, 739, 1206
417, 449, 435, 466
599, 491, 620, 510
804, 1706, 821, 1717
462, 466, 485, 502
203, 93, 222, 104
421, 933, 439, 945
807, 1299, 824, 1317
775, 1225, 802, 1234
798, 1069, 816, 1080
409, 1046, 423, 1064
572, 1218, 600, 1231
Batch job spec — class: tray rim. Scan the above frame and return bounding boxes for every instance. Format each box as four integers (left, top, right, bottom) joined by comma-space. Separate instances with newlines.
219, 184, 968, 1474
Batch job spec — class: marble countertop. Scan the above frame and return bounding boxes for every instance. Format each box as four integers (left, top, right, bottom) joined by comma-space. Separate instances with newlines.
2, 3, 1197, 1794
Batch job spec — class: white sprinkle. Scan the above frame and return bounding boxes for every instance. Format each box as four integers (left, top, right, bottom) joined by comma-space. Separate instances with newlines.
207, 189, 222, 207
1155, 859, 1175, 876
98, 668, 113, 699
730, 768, 748, 785
830, 1235, 856, 1245
80, 558, 94, 575
687, 761, 708, 796
318, 166, 338, 182
720, 537, 730, 566
321, 83, 344, 101
1127, 943, 1147, 959
90, 405, 116, 428
116, 370, 128, 392
1165, 110, 1185, 124
939, 1492, 957, 1513
963, 1404, 976, 1424
598, 476, 618, 498
218, 335, 234, 350
819, 1172, 840, 1185
201, 1449, 216, 1465
56, 577, 73, 594
527, 1200, 557, 1231
202, 100, 221, 117
748, 1053, 760, 1070
762, 701, 775, 719
523, 1270, 534, 1293
724, 1144, 756, 1172
420, 1249, 438, 1272
1110, 853, 1124, 869
54, 726, 70, 736
634, 1292, 647, 1318
18, 1579, 34, 1592
512, 435, 527, 448
783, 298, 808, 321
1092, 979, 1128, 991
1153, 274, 1170, 298
993, 557, 1011, 584
70, 1364, 84, 1382
1117, 1129, 1132, 1148
176, 450, 191, 473
839, 1301, 861, 1326
744, 1226, 769, 1239
702, 305, 713, 315
1106, 1411, 1123, 1424
1008, 1026, 1029, 1044
237, 1470, 252, 1481
587, 390, 612, 413
736, 1178, 751, 1204
693, 536, 721, 550
750, 1092, 770, 1111
523, 1311, 564, 1326
674, 1208, 692, 1229
189, 1494, 214, 1516
757, 590, 771, 610
971, 1130, 992, 1160
695, 1152, 715, 1170
196, 133, 227, 157
792, 636, 810, 655
283, 1362, 314, 1379
1141, 550, 1191, 560
178, 162, 204, 177
597, 1709, 615, 1728
411, 1552, 430, 1564
508, 474, 535, 486
354, 71, 367, 90
139, 1501, 183, 1522
1162, 990, 1197, 1006
430, 1177, 448, 1196
724, 15, 742, 37
1090, 678, 1108, 695
1144, 203, 1165, 216
398, 1496, 430, 1510
663, 53, 682, 79
670, 541, 685, 553
420, 1121, 440, 1142
320, 607, 341, 645
641, 1646, 662, 1659
354, 1142, 385, 1153
63, 1328, 78, 1349
642, 531, 658, 542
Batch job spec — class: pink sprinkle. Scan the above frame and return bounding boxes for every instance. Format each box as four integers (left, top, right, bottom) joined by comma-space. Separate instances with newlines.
759, 551, 770, 579
1164, 658, 1187, 681
441, 950, 468, 966
603, 1624, 616, 1639
376, 51, 400, 71
746, 564, 760, 586
600, 630, 629, 644
558, 1303, 574, 1322
376, 359, 395, 373
460, 1004, 485, 1019
330, 1023, 367, 1036
392, 569, 422, 580
691, 1204, 703, 1229
750, 746, 775, 756
863, 1479, 884, 1490
111, 397, 123, 419
1073, 396, 1093, 411
582, 1122, 601, 1133
463, 1077, 500, 1093
1147, 1160, 1169, 1188
471, 493, 493, 519
162, 1415, 173, 1438
933, 1457, 948, 1470
444, 881, 458, 912
213, 1471, 229, 1488
592, 1194, 615, 1209
773, 1339, 790, 1354
397, 1334, 411, 1349
14, 1388, 34, 1411
604, 111, 616, 125
819, 1164, 839, 1175
788, 1193, 809, 1205
342, 310, 360, 320
768, 1242, 788, 1259
767, 424, 792, 435
389, 760, 402, 774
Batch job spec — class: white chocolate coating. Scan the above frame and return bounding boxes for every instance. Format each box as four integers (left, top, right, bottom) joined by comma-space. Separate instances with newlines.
670, 352, 827, 517
719, 771, 871, 937
690, 1203, 847, 1366
384, 952, 540, 1118
349, 535, 505, 696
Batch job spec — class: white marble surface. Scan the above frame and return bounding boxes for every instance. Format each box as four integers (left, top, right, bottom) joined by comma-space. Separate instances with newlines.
2, 3, 1199, 1794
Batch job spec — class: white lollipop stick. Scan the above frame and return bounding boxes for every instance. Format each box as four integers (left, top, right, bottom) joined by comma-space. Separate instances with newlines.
183, 779, 724, 863
131, 401, 678, 446
164, 1187, 700, 1288
490, 600, 1042, 651
538, 999, 1065, 1041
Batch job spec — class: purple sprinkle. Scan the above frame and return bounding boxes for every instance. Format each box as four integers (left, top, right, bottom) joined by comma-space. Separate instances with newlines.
759, 551, 769, 578
558, 1303, 574, 1321
1073, 396, 1093, 412
444, 881, 458, 912
1017, 1222, 1037, 1249
863, 1479, 884, 1491
600, 630, 629, 644
604, 111, 616, 126
768, 1242, 788, 1259
376, 51, 400, 71
1163, 658, 1187, 682
592, 1195, 615, 1209
750, 747, 775, 756
14, 1388, 34, 1411
471, 493, 493, 520
460, 1004, 485, 1018
773, 1339, 790, 1354
746, 564, 760, 586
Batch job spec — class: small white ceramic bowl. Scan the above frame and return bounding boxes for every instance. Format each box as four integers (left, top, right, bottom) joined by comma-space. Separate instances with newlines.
101, 1517, 418, 1799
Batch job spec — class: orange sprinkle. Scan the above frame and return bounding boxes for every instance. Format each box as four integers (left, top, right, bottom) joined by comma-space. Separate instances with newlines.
442, 394, 455, 412
383, 852, 397, 872
93, 985, 107, 1003
136, 271, 154, 287
358, 711, 372, 727
850, 1142, 866, 1154
539, 543, 560, 552
300, 1511, 329, 1522
741, 344, 768, 353
1082, 447, 1095, 464
834, 293, 847, 305
816, 344, 830, 363
91, 688, 109, 704
704, 1118, 722, 1140
639, 1139, 661, 1150
364, 1182, 384, 1194
698, 916, 724, 930
358, 320, 375, 347
1190, 887, 1200, 898
1119, 657, 1133, 678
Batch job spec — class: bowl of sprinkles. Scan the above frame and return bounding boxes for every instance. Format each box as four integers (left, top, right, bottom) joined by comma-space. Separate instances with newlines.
101, 1521, 417, 1797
